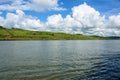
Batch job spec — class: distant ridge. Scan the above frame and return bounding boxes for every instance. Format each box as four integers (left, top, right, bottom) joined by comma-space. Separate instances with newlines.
0, 26, 120, 40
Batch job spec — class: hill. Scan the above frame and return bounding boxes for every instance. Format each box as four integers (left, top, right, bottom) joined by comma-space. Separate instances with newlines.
0, 26, 119, 40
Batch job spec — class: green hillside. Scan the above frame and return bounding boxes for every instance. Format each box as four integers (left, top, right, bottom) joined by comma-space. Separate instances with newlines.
0, 26, 119, 40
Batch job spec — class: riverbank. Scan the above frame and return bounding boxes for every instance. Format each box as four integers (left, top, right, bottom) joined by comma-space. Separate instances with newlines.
0, 26, 119, 40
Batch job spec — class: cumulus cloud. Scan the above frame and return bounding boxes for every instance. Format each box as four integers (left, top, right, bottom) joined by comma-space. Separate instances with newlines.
104, 14, 120, 36
0, 3, 120, 36
45, 3, 106, 36
71, 3, 106, 35
0, 10, 44, 31
45, 3, 120, 36
0, 0, 66, 11
46, 14, 82, 33
0, 0, 29, 11
30, 0, 66, 11
0, 16, 4, 26
108, 14, 120, 28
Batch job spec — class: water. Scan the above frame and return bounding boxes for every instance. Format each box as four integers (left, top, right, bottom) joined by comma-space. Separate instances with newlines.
0, 40, 120, 80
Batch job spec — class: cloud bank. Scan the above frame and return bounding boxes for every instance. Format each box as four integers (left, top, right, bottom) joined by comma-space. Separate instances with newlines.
0, 2, 120, 36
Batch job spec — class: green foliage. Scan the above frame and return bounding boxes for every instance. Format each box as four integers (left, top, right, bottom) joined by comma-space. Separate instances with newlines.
0, 26, 119, 40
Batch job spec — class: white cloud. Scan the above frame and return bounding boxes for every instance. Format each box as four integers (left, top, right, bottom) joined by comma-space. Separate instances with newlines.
0, 10, 44, 31
0, 0, 66, 11
0, 3, 120, 36
72, 2, 104, 27
30, 0, 66, 11
0, 16, 4, 26
46, 14, 82, 33
108, 14, 120, 28
0, 0, 29, 11
46, 14, 63, 29
45, 3, 106, 35
46, 3, 120, 36
103, 14, 120, 36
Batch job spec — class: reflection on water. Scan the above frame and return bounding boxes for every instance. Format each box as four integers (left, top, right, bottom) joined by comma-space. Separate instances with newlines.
0, 40, 120, 80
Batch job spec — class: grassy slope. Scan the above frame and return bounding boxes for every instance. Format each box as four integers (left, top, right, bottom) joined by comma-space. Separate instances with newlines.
0, 26, 118, 40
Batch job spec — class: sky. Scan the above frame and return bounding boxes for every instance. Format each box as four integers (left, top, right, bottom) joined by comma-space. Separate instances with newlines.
0, 0, 120, 36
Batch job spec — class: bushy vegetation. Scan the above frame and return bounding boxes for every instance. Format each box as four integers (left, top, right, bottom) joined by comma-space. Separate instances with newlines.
0, 26, 119, 40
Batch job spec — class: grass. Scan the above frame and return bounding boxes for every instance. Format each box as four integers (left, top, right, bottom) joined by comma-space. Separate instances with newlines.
0, 26, 119, 40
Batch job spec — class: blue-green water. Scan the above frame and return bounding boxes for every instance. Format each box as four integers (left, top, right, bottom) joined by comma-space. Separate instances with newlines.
0, 40, 120, 80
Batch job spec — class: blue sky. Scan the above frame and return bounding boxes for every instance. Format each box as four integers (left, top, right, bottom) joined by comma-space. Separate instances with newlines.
34, 0, 120, 20
0, 0, 120, 36
1, 0, 120, 21
24, 0, 120, 20
61, 0, 120, 14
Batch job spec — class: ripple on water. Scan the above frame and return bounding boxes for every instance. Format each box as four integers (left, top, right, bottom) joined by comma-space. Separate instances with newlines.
0, 62, 88, 80
0, 41, 120, 80
1, 56, 120, 80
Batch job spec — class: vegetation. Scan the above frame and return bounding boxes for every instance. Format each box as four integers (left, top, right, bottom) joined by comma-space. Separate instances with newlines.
0, 26, 120, 40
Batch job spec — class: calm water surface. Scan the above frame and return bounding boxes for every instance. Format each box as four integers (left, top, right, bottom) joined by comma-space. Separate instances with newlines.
0, 40, 120, 80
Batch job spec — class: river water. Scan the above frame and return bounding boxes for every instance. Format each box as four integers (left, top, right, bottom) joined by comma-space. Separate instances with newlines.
0, 40, 120, 80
